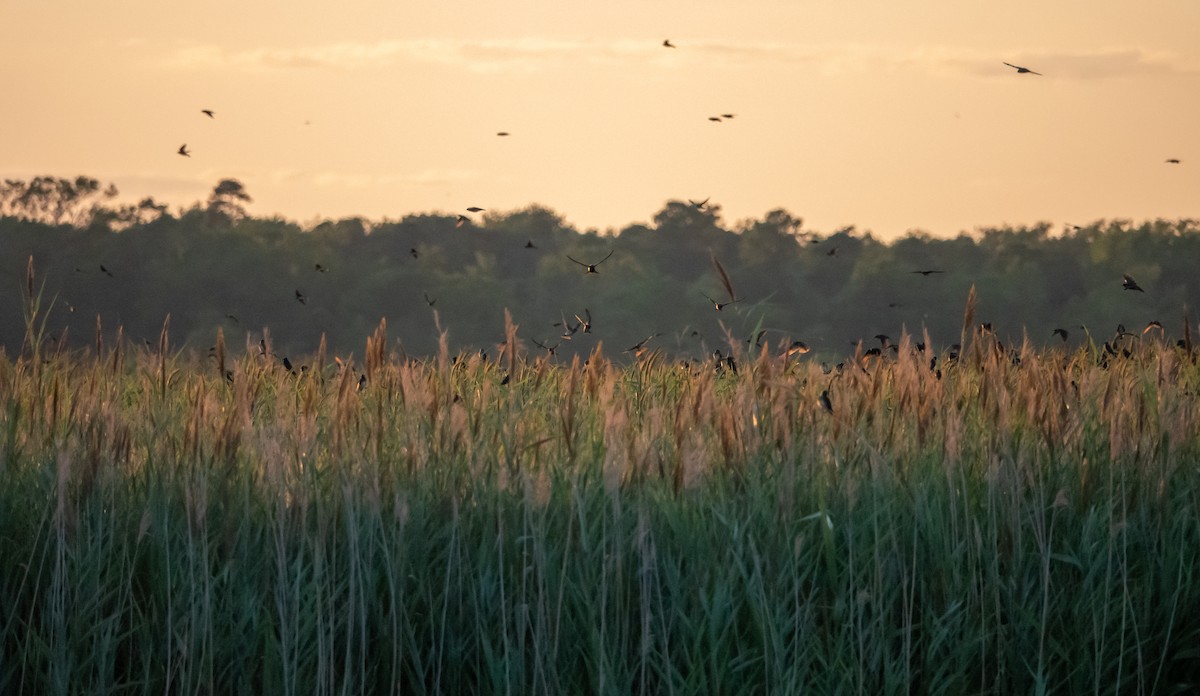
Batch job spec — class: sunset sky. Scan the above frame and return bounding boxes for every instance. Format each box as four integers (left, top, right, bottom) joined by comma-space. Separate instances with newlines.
2, 1, 1198, 239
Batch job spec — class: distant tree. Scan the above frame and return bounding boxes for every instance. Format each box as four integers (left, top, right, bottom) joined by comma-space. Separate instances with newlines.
0, 175, 118, 226
206, 179, 253, 226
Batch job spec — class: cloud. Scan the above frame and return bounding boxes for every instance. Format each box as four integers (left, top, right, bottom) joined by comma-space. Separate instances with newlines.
161, 39, 1199, 79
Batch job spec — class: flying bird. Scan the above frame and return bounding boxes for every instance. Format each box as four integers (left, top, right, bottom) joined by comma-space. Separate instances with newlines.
225, 313, 239, 324
706, 253, 738, 310
625, 334, 660, 357
496, 131, 510, 137
688, 197, 710, 210
177, 144, 191, 157
423, 292, 436, 307
575, 308, 592, 333
1122, 274, 1144, 292
466, 207, 485, 213
1004, 62, 1042, 75
1052, 328, 1069, 341
1143, 320, 1163, 335
708, 117, 722, 123
784, 341, 810, 357
100, 265, 114, 277
295, 289, 307, 305
662, 39, 675, 48
1165, 158, 1181, 164
410, 248, 419, 259
314, 264, 327, 272
201, 109, 214, 118
456, 214, 469, 228
525, 240, 537, 249
721, 114, 736, 119
567, 249, 614, 274
911, 269, 944, 276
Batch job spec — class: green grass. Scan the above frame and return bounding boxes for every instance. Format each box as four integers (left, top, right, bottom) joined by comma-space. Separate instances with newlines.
2, 316, 1200, 694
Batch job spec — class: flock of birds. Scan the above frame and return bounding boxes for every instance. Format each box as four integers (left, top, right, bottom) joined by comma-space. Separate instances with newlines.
153, 40, 1189, 405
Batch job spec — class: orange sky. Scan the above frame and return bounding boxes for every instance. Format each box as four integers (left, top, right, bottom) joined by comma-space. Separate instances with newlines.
2, 1, 1198, 239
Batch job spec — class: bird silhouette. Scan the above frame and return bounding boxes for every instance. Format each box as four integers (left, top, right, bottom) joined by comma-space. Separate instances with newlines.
314, 263, 327, 272
177, 144, 191, 157
423, 292, 436, 307
1052, 328, 1069, 341
663, 39, 675, 48
784, 341, 810, 357
1003, 62, 1042, 75
705, 253, 738, 310
575, 308, 592, 333
911, 269, 944, 276
1143, 320, 1163, 335
625, 334, 660, 357
721, 113, 736, 119
1165, 158, 1181, 164
201, 109, 214, 118
819, 390, 833, 412
410, 248, 420, 259
525, 240, 537, 249
1122, 274, 1144, 292
225, 313, 239, 324
567, 250, 614, 273
466, 206, 484, 213
295, 289, 307, 305
496, 131, 510, 137
708, 116, 722, 123
100, 264, 114, 277
688, 197, 710, 209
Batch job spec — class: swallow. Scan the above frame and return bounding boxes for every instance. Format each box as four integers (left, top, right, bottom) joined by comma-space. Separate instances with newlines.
721, 114, 735, 119
567, 249, 614, 273
575, 308, 592, 333
295, 289, 307, 305
225, 313, 239, 324
456, 214, 469, 228
1003, 62, 1042, 75
708, 117, 722, 122
1165, 159, 1181, 164
532, 338, 560, 356
423, 292, 436, 307
707, 253, 738, 309
1122, 274, 1144, 292
702, 293, 737, 311
1052, 328, 1069, 341
625, 334, 659, 357
911, 269, 944, 276
410, 248, 419, 259
100, 265, 114, 277
177, 144, 191, 157
827, 247, 839, 257
466, 207, 485, 213
784, 341, 810, 357
1142, 321, 1163, 335
663, 39, 675, 48
688, 197, 710, 209
496, 131, 510, 137
525, 240, 537, 249
315, 264, 327, 272
201, 109, 214, 118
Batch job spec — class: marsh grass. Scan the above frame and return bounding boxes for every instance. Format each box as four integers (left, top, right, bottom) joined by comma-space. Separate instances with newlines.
1, 294, 1200, 693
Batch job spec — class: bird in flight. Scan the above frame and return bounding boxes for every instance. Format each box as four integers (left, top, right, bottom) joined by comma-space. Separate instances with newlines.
1122, 274, 1144, 292
314, 264, 327, 273
100, 264, 114, 277
1052, 328, 1069, 341
721, 114, 736, 119
466, 206, 485, 213
708, 117, 722, 123
911, 269, 944, 276
688, 197, 710, 210
1004, 62, 1042, 75
1165, 158, 1181, 164
525, 240, 537, 249
410, 248, 419, 259
1143, 320, 1163, 335
663, 39, 675, 48
201, 109, 214, 118
705, 253, 738, 310
456, 214, 469, 228
423, 292, 437, 307
177, 144, 191, 157
295, 289, 307, 305
496, 131, 510, 137
575, 308, 593, 333
625, 334, 660, 357
567, 250, 614, 274
225, 313, 239, 324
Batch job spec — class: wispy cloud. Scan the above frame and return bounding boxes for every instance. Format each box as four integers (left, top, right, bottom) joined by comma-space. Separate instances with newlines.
161, 39, 1200, 79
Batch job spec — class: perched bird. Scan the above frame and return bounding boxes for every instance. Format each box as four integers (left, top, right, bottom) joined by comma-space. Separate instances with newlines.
911, 269, 944, 276
1004, 62, 1042, 75
688, 197, 710, 209
567, 249, 614, 274
625, 334, 659, 357
295, 289, 307, 305
819, 390, 833, 412
177, 144, 191, 157
1122, 274, 1144, 292
663, 39, 675, 48
466, 206, 485, 213
314, 263, 327, 272
1052, 328, 1069, 341
282, 356, 294, 372
1165, 158, 1181, 164
201, 109, 214, 118
525, 240, 537, 249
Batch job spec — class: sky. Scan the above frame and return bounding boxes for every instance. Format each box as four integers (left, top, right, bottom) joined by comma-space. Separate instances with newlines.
2, 1, 1198, 239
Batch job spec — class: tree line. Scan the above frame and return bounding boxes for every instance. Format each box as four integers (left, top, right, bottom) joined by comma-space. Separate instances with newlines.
2, 176, 1197, 361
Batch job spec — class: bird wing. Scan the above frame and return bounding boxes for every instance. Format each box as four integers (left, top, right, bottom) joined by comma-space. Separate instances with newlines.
595, 249, 614, 266
711, 253, 736, 303
566, 255, 588, 268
